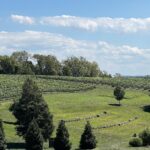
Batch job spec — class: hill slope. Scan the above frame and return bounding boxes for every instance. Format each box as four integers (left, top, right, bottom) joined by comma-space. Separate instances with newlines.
0, 79, 149, 149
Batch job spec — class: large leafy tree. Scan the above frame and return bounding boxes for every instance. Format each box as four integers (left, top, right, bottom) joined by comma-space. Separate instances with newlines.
11, 51, 29, 62
34, 54, 61, 75
62, 56, 101, 77
79, 121, 97, 149
0, 120, 6, 150
10, 78, 54, 141
25, 119, 43, 150
114, 86, 125, 106
0, 56, 16, 74
54, 120, 71, 150
11, 51, 34, 74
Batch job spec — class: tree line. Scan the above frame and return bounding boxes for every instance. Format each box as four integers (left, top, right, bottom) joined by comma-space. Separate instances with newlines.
0, 51, 111, 77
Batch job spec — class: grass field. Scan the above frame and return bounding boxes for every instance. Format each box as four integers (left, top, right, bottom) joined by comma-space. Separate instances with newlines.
0, 78, 150, 150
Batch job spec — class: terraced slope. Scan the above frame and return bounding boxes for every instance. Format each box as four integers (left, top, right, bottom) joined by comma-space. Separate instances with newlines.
0, 84, 149, 150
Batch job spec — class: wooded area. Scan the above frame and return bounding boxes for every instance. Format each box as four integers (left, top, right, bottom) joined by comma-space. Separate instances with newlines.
0, 51, 111, 77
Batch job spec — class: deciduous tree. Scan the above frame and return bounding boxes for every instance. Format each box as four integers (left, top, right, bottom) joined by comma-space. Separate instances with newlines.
114, 86, 125, 106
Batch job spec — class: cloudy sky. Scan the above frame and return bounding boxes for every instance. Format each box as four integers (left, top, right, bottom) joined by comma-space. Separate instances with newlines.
1, 0, 150, 75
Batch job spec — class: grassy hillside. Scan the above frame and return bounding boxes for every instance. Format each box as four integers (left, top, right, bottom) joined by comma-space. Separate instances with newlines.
0, 75, 150, 150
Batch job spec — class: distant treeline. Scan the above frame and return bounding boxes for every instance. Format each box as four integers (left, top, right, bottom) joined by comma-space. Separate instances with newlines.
0, 51, 111, 77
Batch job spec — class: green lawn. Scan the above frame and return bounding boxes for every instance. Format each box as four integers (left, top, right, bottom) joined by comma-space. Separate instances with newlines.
0, 85, 150, 150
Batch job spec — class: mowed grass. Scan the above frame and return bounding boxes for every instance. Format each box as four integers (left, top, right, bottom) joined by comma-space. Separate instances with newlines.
0, 85, 150, 150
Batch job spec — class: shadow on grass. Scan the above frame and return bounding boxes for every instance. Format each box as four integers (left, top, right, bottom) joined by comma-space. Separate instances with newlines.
7, 142, 26, 149
98, 94, 114, 98
99, 94, 135, 100
109, 104, 121, 107
143, 105, 150, 113
3, 121, 17, 125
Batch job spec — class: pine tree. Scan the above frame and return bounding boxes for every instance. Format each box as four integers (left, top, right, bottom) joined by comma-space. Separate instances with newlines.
0, 120, 6, 150
10, 78, 54, 140
25, 119, 43, 150
79, 121, 97, 149
54, 120, 71, 150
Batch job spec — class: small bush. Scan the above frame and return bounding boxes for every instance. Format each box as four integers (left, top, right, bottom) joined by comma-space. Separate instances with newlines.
132, 133, 137, 137
129, 137, 143, 147
139, 128, 150, 146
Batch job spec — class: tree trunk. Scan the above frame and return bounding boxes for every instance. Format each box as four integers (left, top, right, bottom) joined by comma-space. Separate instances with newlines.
119, 100, 121, 106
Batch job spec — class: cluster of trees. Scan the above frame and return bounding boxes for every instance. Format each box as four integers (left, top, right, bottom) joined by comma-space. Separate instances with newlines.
0, 51, 111, 77
0, 51, 34, 75
2, 78, 97, 150
9, 78, 54, 150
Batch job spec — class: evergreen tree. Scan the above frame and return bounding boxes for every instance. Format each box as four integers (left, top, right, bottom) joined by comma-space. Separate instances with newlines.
25, 119, 43, 150
79, 121, 97, 149
114, 86, 125, 106
0, 120, 6, 150
54, 120, 71, 150
10, 78, 54, 141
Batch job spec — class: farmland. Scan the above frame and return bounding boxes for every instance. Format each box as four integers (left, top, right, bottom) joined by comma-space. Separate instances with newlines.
0, 75, 150, 149
1, 75, 150, 101
0, 75, 96, 100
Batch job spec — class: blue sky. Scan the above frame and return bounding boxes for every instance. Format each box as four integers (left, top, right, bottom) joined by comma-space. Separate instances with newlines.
1, 0, 150, 75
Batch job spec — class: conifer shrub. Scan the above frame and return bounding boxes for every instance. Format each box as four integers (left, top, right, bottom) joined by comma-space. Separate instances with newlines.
79, 121, 97, 149
54, 120, 71, 150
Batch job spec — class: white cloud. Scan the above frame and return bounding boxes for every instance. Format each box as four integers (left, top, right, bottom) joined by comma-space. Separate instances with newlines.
0, 30, 150, 75
11, 14, 35, 25
0, 30, 145, 57
40, 15, 150, 33
40, 15, 98, 31
10, 14, 150, 33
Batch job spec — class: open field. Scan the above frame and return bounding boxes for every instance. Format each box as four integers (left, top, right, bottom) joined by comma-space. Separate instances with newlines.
0, 75, 150, 150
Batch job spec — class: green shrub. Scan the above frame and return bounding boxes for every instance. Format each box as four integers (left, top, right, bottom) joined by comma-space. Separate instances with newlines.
129, 137, 143, 147
139, 128, 150, 146
79, 121, 97, 149
54, 120, 71, 150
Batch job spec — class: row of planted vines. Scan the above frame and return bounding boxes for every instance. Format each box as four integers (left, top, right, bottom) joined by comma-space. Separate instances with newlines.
0, 75, 96, 100
38, 75, 150, 90
1, 74, 150, 100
